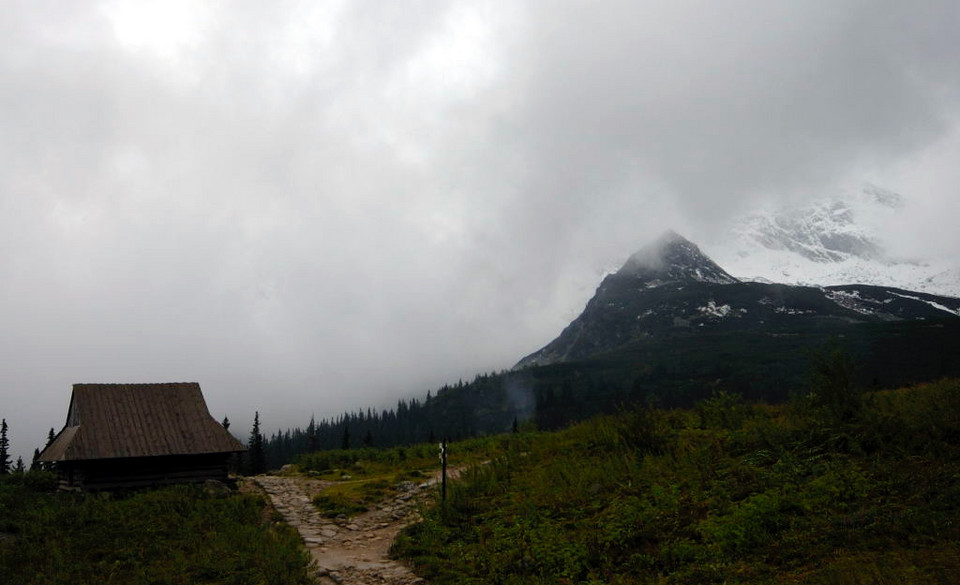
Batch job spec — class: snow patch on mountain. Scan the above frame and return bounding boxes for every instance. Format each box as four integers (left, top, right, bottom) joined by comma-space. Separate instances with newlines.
619, 230, 739, 287
887, 291, 960, 317
706, 184, 960, 298
824, 289, 885, 316
698, 300, 732, 318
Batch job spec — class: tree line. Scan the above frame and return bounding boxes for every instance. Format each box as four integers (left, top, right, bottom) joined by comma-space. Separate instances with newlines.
256, 366, 645, 469
253, 341, 867, 471
0, 417, 59, 475
260, 372, 539, 469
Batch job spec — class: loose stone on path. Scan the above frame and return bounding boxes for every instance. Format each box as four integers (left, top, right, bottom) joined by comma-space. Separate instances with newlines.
253, 474, 434, 585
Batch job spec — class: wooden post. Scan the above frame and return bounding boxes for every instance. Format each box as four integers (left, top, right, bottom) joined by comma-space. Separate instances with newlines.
440, 438, 447, 502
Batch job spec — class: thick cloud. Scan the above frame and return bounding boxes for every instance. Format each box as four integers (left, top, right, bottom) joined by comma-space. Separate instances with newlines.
2, 1, 958, 461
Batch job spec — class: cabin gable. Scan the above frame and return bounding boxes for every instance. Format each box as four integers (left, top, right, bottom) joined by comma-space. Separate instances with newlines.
38, 383, 245, 490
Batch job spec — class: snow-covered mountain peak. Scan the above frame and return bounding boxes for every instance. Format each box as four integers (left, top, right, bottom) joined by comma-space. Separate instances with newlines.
618, 230, 738, 286
708, 184, 960, 298
731, 190, 891, 264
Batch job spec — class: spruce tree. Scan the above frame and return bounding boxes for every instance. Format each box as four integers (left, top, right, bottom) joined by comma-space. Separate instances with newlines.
14, 456, 24, 474
306, 415, 318, 452
31, 448, 41, 471
222, 416, 230, 431
0, 419, 10, 475
246, 412, 266, 475
46, 427, 55, 447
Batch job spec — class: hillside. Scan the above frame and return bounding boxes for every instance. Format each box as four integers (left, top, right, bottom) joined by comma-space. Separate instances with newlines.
517, 231, 960, 368
0, 478, 313, 584
393, 378, 960, 584
265, 232, 960, 465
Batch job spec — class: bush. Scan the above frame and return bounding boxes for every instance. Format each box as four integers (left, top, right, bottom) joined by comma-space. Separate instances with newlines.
807, 346, 862, 423
697, 390, 749, 430
700, 489, 793, 557
393, 379, 960, 585
0, 483, 313, 585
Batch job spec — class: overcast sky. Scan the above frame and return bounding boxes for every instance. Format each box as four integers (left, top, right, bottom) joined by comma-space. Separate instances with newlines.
2, 1, 959, 462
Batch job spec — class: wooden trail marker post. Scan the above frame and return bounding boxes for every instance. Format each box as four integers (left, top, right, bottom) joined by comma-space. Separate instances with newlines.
440, 439, 447, 502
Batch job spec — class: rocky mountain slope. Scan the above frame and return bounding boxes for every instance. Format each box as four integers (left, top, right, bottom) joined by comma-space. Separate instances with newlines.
517, 231, 960, 369
265, 231, 960, 460
707, 184, 960, 297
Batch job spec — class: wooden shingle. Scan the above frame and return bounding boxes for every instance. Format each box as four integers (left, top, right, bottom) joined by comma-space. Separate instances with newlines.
40, 383, 245, 462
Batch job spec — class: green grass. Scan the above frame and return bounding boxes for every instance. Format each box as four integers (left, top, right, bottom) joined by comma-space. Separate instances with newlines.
390, 379, 960, 584
297, 437, 507, 518
0, 475, 315, 585
312, 478, 395, 518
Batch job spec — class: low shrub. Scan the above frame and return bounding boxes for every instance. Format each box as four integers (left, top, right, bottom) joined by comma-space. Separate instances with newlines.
391, 379, 960, 584
0, 478, 313, 585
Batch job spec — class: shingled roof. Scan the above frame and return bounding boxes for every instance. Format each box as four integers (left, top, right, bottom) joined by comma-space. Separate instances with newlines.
39, 383, 245, 462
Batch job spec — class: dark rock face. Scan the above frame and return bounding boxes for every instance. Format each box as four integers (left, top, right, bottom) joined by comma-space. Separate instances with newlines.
617, 230, 739, 286
516, 232, 960, 369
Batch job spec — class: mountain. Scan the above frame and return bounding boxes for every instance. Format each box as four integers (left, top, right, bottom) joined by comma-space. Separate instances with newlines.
517, 231, 960, 369
708, 184, 960, 297
267, 231, 960, 461
617, 230, 739, 286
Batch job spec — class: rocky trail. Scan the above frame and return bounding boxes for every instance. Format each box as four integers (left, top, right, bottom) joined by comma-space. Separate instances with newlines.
253, 471, 453, 585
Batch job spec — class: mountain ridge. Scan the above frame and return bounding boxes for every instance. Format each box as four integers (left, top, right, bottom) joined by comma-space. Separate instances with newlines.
517, 230, 960, 369
617, 230, 739, 285
709, 184, 960, 297
262, 231, 960, 465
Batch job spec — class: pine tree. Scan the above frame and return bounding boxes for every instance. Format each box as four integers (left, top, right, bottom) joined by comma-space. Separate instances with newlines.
307, 415, 318, 452
246, 412, 266, 475
0, 419, 10, 475
14, 456, 24, 474
809, 346, 861, 423
31, 448, 41, 471
341, 426, 350, 450
46, 427, 55, 447
222, 416, 230, 431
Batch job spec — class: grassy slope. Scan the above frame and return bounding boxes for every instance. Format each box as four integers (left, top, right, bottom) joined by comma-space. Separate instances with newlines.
10, 377, 953, 585
295, 440, 493, 518
0, 477, 314, 585
392, 379, 960, 584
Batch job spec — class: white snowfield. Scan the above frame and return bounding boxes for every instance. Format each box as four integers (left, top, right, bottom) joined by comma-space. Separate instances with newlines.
707, 184, 960, 299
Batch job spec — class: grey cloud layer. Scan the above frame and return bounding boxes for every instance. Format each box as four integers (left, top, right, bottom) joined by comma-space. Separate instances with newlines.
1, 0, 958, 460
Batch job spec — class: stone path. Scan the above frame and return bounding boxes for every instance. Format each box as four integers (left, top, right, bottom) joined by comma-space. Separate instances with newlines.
253, 473, 444, 585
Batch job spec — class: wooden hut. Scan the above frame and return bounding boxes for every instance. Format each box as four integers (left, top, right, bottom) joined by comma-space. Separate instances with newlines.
38, 383, 246, 490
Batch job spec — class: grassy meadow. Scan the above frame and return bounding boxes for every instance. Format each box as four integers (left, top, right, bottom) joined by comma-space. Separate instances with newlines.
0, 475, 314, 585
295, 439, 494, 518
390, 378, 960, 584
3, 375, 959, 584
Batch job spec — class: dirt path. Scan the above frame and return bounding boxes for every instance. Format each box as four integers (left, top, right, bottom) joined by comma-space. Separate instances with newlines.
253, 472, 451, 585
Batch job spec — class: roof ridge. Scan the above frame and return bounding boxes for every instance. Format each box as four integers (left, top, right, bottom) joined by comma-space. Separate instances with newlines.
39, 382, 245, 462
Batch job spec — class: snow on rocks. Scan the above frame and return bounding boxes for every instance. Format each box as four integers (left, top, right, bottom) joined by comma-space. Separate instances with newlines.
888, 291, 960, 317
824, 289, 885, 316
697, 300, 746, 319
698, 300, 732, 318
707, 184, 960, 298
